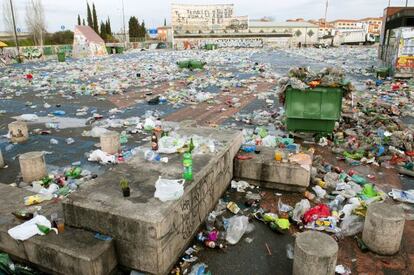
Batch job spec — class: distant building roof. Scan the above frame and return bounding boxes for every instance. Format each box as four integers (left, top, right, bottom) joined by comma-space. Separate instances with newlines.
249, 21, 318, 28
74, 25, 104, 44
359, 17, 383, 21
330, 19, 358, 23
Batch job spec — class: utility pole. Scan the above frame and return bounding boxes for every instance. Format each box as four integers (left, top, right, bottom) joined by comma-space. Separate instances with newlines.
406, 0, 409, 7
122, 0, 127, 48
324, 0, 329, 27
9, 0, 21, 62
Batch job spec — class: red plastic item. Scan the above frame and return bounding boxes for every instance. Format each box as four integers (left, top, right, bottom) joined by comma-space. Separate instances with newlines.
26, 74, 33, 80
303, 204, 331, 224
405, 151, 414, 157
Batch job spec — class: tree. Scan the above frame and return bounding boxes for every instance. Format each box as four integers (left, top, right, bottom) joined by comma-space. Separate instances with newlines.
77, 14, 81, 25
100, 21, 107, 40
92, 3, 98, 33
87, 3, 93, 27
82, 19, 86, 26
25, 0, 46, 47
105, 17, 112, 35
164, 18, 166, 26
140, 20, 146, 38
128, 16, 139, 41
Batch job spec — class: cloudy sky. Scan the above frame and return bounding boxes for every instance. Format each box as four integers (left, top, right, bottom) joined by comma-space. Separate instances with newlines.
0, 0, 410, 32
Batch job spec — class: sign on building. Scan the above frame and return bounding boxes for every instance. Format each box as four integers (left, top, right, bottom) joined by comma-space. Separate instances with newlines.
172, 4, 248, 33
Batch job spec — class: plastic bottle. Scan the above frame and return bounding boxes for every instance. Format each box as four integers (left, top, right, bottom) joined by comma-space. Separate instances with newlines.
151, 131, 158, 151
144, 150, 161, 162
183, 152, 193, 181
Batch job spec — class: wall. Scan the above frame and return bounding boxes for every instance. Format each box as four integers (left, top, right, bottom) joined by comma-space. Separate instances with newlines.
0, 45, 73, 66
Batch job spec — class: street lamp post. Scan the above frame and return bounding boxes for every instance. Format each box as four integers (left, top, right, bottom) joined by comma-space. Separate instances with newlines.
9, 0, 21, 62
122, 0, 127, 48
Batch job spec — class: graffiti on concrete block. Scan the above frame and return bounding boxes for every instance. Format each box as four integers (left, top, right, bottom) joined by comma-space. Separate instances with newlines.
205, 38, 263, 48
22, 47, 42, 59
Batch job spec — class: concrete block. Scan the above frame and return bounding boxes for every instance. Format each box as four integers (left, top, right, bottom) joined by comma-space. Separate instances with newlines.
362, 202, 405, 255
100, 131, 120, 155
234, 146, 311, 192
0, 149, 4, 168
293, 231, 338, 275
8, 121, 29, 143
19, 151, 47, 183
0, 184, 117, 275
63, 127, 243, 274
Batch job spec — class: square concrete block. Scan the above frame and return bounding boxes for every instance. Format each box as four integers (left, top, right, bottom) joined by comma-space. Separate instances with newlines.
234, 146, 311, 192
0, 184, 117, 275
63, 127, 243, 274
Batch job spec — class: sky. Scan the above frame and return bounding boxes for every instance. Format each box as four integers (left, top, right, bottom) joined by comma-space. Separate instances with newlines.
0, 0, 411, 32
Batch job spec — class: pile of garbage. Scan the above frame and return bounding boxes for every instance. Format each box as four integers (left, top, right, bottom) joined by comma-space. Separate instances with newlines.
278, 67, 355, 104
19, 165, 96, 206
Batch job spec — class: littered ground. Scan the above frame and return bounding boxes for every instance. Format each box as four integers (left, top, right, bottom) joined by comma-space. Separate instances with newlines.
1, 47, 414, 275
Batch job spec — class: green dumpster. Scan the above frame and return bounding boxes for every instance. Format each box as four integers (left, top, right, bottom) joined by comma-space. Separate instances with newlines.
177, 60, 190, 69
177, 59, 206, 69
376, 67, 389, 79
43, 47, 53, 56
115, 47, 124, 54
205, 44, 217, 50
106, 47, 112, 54
285, 86, 344, 133
57, 52, 66, 62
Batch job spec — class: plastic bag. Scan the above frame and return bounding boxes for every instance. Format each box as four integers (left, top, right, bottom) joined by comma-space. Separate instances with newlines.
17, 114, 39, 122
157, 136, 185, 154
303, 204, 331, 224
389, 189, 414, 204
8, 215, 53, 241
225, 215, 254, 245
278, 198, 293, 212
144, 117, 156, 131
292, 199, 311, 222
262, 135, 276, 147
231, 180, 251, 192
88, 149, 116, 164
340, 215, 364, 237
154, 177, 185, 202
312, 185, 327, 198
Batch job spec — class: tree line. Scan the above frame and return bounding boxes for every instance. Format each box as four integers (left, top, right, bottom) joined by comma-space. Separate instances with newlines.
77, 2, 115, 42
77, 3, 148, 42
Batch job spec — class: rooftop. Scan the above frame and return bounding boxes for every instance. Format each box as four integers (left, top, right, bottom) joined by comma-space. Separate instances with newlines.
249, 21, 318, 28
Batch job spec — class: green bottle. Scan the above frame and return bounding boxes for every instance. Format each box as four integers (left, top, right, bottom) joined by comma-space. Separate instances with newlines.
183, 152, 193, 181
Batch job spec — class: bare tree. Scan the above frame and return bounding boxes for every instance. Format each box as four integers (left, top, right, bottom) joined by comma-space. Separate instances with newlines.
2, 0, 16, 34
25, 0, 46, 47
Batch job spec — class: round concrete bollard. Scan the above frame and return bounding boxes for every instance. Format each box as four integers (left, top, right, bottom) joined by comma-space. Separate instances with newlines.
362, 202, 405, 255
19, 151, 47, 183
293, 231, 338, 275
100, 131, 120, 155
0, 149, 4, 168
8, 121, 29, 143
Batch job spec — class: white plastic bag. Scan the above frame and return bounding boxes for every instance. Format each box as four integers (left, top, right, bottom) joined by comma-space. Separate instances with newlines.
154, 177, 185, 202
292, 199, 311, 222
339, 215, 364, 237
8, 215, 53, 241
262, 135, 276, 147
88, 149, 116, 164
225, 215, 254, 245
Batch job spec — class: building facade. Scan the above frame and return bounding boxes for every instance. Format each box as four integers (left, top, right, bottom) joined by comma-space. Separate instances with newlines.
171, 4, 318, 49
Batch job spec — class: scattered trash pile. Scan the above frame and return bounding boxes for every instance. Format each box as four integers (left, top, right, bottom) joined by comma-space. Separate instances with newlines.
329, 78, 414, 176
0, 252, 39, 274
18, 165, 96, 205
